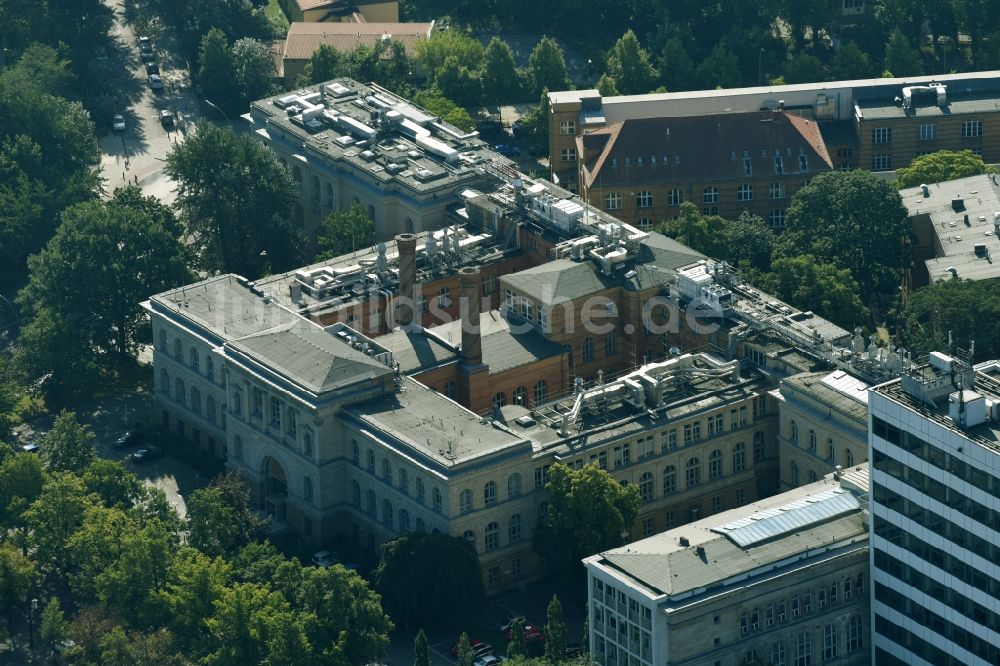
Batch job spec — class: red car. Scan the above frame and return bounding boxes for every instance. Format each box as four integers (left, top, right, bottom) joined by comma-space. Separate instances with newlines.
504, 624, 546, 643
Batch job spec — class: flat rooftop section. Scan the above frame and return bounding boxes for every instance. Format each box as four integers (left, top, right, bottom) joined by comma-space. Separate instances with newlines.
226, 319, 394, 394
900, 174, 1000, 282
782, 370, 870, 422
282, 22, 433, 60
591, 470, 868, 598
149, 275, 299, 341
856, 91, 1000, 120
250, 78, 505, 195
345, 376, 528, 468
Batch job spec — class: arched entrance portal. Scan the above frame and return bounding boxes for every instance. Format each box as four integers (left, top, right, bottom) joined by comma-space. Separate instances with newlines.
261, 457, 288, 522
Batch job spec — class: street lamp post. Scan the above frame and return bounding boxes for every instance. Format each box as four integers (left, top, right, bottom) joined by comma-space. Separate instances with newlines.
204, 98, 231, 126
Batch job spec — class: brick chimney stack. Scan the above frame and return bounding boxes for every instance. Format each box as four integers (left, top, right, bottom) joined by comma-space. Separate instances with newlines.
395, 233, 417, 327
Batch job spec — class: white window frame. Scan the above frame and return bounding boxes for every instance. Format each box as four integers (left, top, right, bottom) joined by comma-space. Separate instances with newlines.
605, 192, 622, 210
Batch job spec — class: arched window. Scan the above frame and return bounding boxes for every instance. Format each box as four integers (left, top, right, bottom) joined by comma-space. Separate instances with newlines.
173, 338, 182, 359
352, 441, 360, 465
492, 392, 506, 410
381, 499, 393, 525
663, 466, 677, 495
484, 522, 499, 550
206, 395, 216, 424
175, 378, 186, 405
534, 379, 548, 405
686, 457, 701, 488
791, 460, 800, 485
398, 468, 409, 495
845, 448, 855, 467
808, 470, 818, 482
415, 518, 425, 532
205, 355, 214, 381
382, 458, 391, 482
292, 165, 302, 184
827, 438, 835, 462
366, 489, 376, 515
507, 473, 521, 498
770, 641, 785, 666
459, 489, 472, 514
639, 472, 654, 502
808, 429, 817, 452
790, 420, 799, 444
303, 476, 313, 501
415, 477, 425, 504
158, 329, 167, 351
351, 480, 360, 506
399, 509, 410, 533
189, 347, 200, 371
484, 481, 497, 506
432, 487, 442, 513
512, 386, 527, 405
508, 514, 522, 543
709, 450, 723, 480
743, 649, 759, 665
463, 530, 476, 550
190, 386, 201, 414
367, 450, 375, 473
160, 368, 170, 394
732, 442, 746, 472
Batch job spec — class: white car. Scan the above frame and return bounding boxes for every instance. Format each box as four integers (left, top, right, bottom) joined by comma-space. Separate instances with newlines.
311, 550, 337, 567
112, 114, 126, 131
474, 656, 506, 666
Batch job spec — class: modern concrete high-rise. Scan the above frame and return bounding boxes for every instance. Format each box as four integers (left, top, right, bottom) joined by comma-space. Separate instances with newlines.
869, 349, 1000, 665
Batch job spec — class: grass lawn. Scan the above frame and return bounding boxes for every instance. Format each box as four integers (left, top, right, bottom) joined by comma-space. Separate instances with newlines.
265, 0, 290, 36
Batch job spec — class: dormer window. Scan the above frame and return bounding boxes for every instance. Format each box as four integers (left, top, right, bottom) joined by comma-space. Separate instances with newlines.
799, 155, 809, 171
611, 158, 618, 167
624, 157, 631, 166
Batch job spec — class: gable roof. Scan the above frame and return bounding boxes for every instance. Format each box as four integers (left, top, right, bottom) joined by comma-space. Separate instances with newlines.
579, 112, 833, 188
282, 22, 433, 61
500, 258, 615, 305
228, 320, 392, 394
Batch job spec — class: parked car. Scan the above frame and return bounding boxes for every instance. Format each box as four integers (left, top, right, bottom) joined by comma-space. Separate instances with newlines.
311, 550, 337, 567
494, 143, 521, 157
159, 109, 174, 126
113, 431, 139, 449
112, 114, 126, 132
496, 616, 525, 633
504, 624, 545, 643
148, 74, 163, 91
131, 446, 162, 463
140, 49, 156, 64
145, 62, 159, 75
474, 656, 506, 666
450, 639, 492, 658
137, 36, 150, 48
20, 442, 39, 454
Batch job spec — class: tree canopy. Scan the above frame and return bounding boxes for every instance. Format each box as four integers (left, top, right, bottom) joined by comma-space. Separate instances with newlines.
604, 30, 659, 95
901, 278, 1000, 361
186, 473, 269, 559
528, 37, 571, 95
893, 150, 996, 188
757, 255, 872, 330
315, 201, 377, 261
373, 531, 485, 627
165, 122, 302, 277
40, 410, 96, 474
533, 463, 640, 582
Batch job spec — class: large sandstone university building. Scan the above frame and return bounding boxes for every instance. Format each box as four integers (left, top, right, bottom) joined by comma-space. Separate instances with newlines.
150, 79, 918, 592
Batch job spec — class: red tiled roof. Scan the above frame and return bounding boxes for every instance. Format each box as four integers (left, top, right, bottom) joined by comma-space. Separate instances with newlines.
282, 22, 433, 60
578, 112, 833, 188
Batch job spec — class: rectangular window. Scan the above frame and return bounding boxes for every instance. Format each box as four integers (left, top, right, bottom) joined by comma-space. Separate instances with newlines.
663, 429, 677, 451
743, 158, 752, 177
804, 591, 813, 613
270, 397, 281, 428
737, 184, 753, 201
560, 147, 577, 161
872, 154, 892, 170
534, 465, 551, 488
767, 604, 774, 627
605, 192, 622, 210
872, 127, 892, 144
777, 601, 786, 623
774, 156, 783, 173
538, 308, 549, 333
664, 511, 676, 528
560, 120, 576, 135
769, 181, 785, 199
711, 496, 722, 513
691, 422, 701, 441
918, 123, 936, 140
736, 488, 745, 505
638, 436, 654, 459
791, 595, 800, 618
798, 155, 808, 171
962, 120, 983, 137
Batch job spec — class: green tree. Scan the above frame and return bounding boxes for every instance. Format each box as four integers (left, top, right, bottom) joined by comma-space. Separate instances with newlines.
0, 356, 20, 443
165, 122, 302, 276
373, 532, 485, 628
0, 452, 46, 538
0, 544, 36, 634
435, 55, 483, 106
783, 53, 825, 84
528, 36, 571, 95
415, 30, 485, 80
659, 37, 696, 91
14, 187, 191, 382
457, 632, 474, 666
95, 520, 176, 626
508, 616, 527, 658
39, 597, 68, 648
197, 28, 238, 113
544, 595, 567, 662
902, 279, 1000, 361
533, 464, 640, 582
884, 27, 923, 76
414, 629, 430, 666
893, 149, 996, 188
482, 37, 522, 103
39, 410, 96, 473
413, 88, 475, 132
187, 473, 269, 558
0, 43, 75, 96
299, 43, 345, 86
780, 170, 912, 310
695, 43, 741, 89
25, 472, 94, 574
203, 582, 285, 665
315, 201, 376, 261
82, 459, 146, 510
726, 212, 775, 273
756, 255, 871, 328
231, 38, 275, 109
65, 505, 137, 601
605, 30, 658, 95
159, 547, 233, 656
830, 42, 873, 80
518, 88, 550, 155
596, 73, 619, 96
662, 202, 730, 260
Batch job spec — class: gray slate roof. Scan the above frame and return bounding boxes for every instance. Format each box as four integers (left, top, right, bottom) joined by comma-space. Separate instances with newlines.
228, 320, 392, 394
